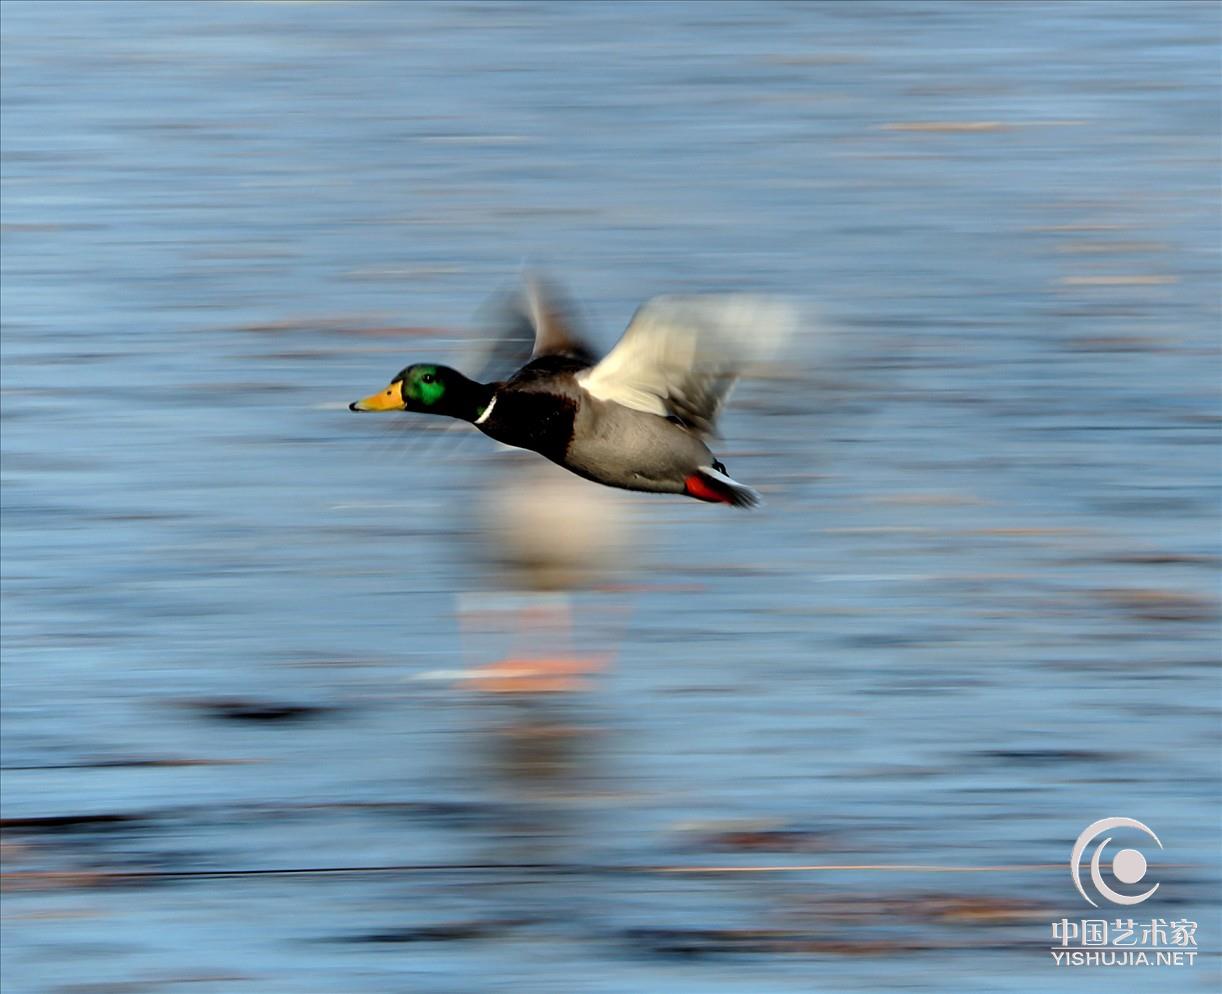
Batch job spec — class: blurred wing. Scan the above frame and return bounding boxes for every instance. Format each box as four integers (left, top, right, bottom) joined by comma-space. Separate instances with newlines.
465, 275, 596, 383
523, 273, 597, 364
576, 295, 798, 437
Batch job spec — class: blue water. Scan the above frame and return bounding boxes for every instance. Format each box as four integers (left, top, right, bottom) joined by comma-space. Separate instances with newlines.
2, 2, 1219, 991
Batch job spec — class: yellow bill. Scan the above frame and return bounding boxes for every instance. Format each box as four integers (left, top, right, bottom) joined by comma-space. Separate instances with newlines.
349, 381, 404, 412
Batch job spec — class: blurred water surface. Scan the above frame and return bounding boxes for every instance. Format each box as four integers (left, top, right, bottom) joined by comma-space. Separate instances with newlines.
2, 2, 1219, 992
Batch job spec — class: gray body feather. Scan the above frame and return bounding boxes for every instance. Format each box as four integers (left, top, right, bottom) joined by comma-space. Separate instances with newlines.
564, 395, 712, 494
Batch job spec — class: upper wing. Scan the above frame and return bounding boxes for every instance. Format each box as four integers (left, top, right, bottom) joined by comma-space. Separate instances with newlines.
576, 295, 798, 437
466, 275, 597, 383
523, 274, 597, 364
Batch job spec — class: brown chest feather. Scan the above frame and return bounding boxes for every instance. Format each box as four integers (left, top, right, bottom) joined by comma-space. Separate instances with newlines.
477, 391, 578, 462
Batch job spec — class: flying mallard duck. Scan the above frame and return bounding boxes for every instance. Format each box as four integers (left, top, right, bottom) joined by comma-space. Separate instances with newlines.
349, 279, 795, 507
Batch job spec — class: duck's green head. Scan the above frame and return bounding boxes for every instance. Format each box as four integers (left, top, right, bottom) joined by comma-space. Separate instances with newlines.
349, 364, 491, 422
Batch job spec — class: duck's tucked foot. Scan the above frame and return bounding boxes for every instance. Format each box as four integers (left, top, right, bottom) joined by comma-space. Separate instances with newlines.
684, 465, 761, 508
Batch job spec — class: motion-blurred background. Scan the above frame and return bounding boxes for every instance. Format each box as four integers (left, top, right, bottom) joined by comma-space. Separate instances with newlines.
2, 2, 1219, 991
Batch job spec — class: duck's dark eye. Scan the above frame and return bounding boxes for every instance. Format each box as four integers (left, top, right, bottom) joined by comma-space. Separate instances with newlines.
422, 373, 435, 384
